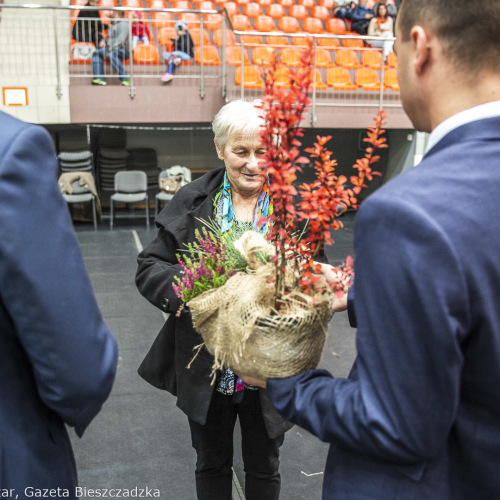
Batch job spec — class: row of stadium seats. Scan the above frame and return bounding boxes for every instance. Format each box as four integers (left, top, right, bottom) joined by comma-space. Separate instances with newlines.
234, 65, 400, 91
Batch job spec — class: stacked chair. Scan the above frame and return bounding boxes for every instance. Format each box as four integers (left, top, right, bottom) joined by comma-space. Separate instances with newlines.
127, 148, 160, 194
57, 127, 100, 228
57, 127, 94, 176
96, 128, 129, 193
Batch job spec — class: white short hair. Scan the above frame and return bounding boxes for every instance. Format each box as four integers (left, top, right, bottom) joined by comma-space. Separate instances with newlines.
212, 100, 264, 152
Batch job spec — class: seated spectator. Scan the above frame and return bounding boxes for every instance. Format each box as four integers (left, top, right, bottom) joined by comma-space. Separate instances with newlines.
161, 21, 195, 84
72, 0, 107, 48
367, 2, 394, 57
131, 11, 151, 50
91, 9, 130, 86
350, 0, 374, 35
333, 0, 357, 24
373, 0, 398, 19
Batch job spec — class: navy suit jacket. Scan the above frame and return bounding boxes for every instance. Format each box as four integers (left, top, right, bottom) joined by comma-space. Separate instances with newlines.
0, 112, 118, 495
267, 116, 500, 499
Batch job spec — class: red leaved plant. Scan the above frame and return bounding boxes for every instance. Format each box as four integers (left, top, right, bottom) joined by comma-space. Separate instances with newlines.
258, 39, 387, 305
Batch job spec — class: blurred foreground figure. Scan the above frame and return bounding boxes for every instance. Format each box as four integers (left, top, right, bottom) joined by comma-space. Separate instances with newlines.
240, 1, 500, 498
0, 111, 118, 495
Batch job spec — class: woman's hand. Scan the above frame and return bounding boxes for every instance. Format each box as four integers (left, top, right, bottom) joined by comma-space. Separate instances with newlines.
320, 263, 349, 312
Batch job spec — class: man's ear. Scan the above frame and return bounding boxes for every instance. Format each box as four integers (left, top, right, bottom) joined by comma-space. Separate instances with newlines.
215, 140, 224, 160
411, 25, 431, 75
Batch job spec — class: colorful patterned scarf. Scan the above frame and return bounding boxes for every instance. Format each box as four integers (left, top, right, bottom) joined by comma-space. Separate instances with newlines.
214, 170, 272, 395
215, 171, 271, 236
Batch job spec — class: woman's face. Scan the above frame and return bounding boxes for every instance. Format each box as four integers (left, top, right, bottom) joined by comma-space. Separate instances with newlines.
378, 4, 387, 18
216, 132, 267, 196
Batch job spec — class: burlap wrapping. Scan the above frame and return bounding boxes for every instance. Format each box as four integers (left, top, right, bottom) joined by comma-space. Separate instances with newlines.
188, 231, 334, 379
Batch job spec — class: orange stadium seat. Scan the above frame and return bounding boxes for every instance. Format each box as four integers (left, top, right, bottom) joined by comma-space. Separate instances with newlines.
290, 4, 308, 20
255, 15, 275, 32
335, 49, 361, 68
326, 67, 356, 89
303, 17, 324, 34
252, 46, 276, 66
231, 14, 251, 31
318, 36, 340, 48
204, 13, 223, 30
384, 68, 400, 90
239, 33, 264, 45
279, 16, 299, 33
267, 3, 285, 19
326, 18, 347, 35
180, 12, 200, 25
158, 26, 177, 49
257, 0, 272, 6
123, 0, 142, 8
225, 45, 250, 65
148, 0, 166, 7
310, 68, 328, 90
189, 27, 211, 46
224, 2, 238, 16
343, 37, 364, 48
386, 51, 397, 68
312, 5, 329, 21
318, 0, 335, 7
195, 45, 221, 65
282, 47, 303, 67
298, 0, 315, 8
315, 47, 334, 67
236, 0, 250, 5
213, 28, 237, 47
244, 2, 262, 18
235, 64, 264, 88
152, 12, 174, 29
266, 35, 289, 46
292, 35, 312, 47
273, 65, 291, 88
277, 0, 294, 8
362, 49, 383, 69
133, 44, 160, 64
196, 1, 215, 9
172, 0, 192, 8
355, 68, 382, 90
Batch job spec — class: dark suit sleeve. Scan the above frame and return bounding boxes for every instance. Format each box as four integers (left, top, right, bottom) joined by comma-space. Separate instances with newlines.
0, 123, 117, 434
267, 193, 467, 463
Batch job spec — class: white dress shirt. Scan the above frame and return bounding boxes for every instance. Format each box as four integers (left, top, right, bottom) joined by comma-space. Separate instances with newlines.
426, 100, 500, 154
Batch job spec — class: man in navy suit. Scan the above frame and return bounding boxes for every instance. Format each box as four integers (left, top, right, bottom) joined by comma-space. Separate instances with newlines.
0, 111, 118, 496
238, 0, 500, 498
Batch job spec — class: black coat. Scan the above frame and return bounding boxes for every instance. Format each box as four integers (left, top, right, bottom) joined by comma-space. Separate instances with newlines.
72, 4, 106, 47
136, 167, 295, 438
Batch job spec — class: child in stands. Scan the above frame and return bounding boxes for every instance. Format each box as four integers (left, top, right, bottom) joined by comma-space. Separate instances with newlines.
131, 11, 151, 50
161, 21, 194, 83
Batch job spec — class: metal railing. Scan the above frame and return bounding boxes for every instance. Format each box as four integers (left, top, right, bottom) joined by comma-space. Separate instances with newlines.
0, 3, 401, 122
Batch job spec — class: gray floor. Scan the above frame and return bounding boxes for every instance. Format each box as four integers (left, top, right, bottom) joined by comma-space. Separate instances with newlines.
70, 211, 358, 500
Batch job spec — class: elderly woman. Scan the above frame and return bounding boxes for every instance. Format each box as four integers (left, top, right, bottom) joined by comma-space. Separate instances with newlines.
136, 100, 294, 500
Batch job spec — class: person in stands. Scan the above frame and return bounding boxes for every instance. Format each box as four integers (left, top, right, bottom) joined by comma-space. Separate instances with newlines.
72, 0, 107, 48
367, 2, 394, 57
350, 0, 374, 35
160, 20, 194, 84
91, 9, 131, 86
131, 11, 151, 50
